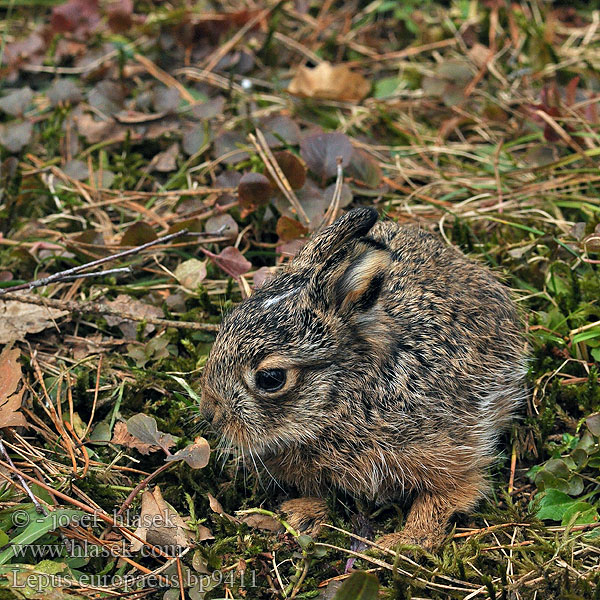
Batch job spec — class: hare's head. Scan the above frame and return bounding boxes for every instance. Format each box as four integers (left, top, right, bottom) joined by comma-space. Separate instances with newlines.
201, 208, 393, 453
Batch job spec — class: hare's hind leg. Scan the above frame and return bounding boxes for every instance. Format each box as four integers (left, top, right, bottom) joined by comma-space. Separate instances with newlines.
280, 497, 329, 537
377, 470, 485, 551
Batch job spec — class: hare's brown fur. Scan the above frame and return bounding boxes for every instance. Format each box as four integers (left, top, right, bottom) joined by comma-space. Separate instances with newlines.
201, 208, 526, 549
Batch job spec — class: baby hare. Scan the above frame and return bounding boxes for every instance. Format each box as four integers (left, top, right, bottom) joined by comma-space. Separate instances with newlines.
201, 207, 526, 549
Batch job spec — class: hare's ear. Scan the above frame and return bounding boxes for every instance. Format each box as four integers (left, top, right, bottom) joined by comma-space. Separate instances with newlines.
292, 207, 378, 270
333, 242, 390, 315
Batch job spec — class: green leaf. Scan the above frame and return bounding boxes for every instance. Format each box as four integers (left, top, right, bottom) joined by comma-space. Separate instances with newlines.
170, 375, 202, 404
536, 489, 580, 521
333, 571, 379, 600
561, 502, 598, 527
0, 509, 84, 565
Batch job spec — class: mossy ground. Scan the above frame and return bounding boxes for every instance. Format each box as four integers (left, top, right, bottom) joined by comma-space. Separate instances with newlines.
0, 1, 599, 598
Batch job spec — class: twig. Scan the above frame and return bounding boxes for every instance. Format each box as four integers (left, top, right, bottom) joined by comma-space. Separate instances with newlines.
60, 267, 133, 282
0, 292, 220, 332
0, 230, 189, 295
249, 131, 310, 224
0, 437, 47, 515
320, 158, 344, 230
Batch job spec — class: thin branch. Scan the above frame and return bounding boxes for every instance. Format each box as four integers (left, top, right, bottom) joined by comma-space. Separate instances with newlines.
0, 230, 189, 295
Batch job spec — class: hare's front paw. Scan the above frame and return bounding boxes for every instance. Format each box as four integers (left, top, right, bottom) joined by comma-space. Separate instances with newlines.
280, 497, 329, 537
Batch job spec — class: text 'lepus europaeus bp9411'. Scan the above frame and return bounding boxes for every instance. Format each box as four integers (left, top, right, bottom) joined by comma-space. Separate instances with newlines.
201, 207, 526, 549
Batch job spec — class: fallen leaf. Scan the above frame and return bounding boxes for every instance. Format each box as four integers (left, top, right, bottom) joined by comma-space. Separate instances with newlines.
182, 123, 208, 156
300, 132, 353, 182
150, 143, 179, 172
238, 172, 273, 214
288, 61, 370, 103
75, 114, 128, 144
63, 159, 88, 180
165, 436, 211, 469
271, 151, 306, 190
51, 0, 101, 37
204, 213, 238, 239
174, 259, 207, 290
347, 149, 382, 187
276, 216, 308, 242
152, 87, 180, 113
241, 513, 281, 532
88, 80, 127, 115
207, 493, 240, 523
104, 294, 163, 337
0, 299, 68, 344
253, 266, 276, 289
204, 246, 252, 278
259, 115, 301, 147
130, 486, 191, 554
0, 347, 28, 429
107, 0, 133, 33
125, 413, 178, 454
120, 222, 158, 246
110, 421, 160, 454
3, 32, 46, 68
47, 79, 82, 106
213, 131, 250, 165
0, 121, 33, 153
0, 88, 33, 117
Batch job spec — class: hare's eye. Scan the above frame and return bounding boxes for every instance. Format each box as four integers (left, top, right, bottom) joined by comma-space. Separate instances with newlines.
255, 369, 286, 392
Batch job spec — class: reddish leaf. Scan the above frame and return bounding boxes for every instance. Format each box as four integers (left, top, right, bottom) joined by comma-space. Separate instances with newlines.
51, 0, 101, 37
300, 132, 353, 182
107, 0, 133, 33
276, 216, 308, 242
203, 246, 252, 278
238, 172, 273, 213
272, 151, 306, 190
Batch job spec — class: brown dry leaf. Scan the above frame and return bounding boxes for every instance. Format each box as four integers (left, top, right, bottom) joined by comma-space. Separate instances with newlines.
130, 486, 192, 553
165, 436, 211, 469
276, 216, 308, 242
75, 114, 129, 144
110, 421, 160, 454
0, 347, 28, 429
149, 143, 179, 172
104, 294, 163, 337
207, 492, 240, 523
0, 299, 68, 344
288, 61, 370, 103
241, 513, 281, 532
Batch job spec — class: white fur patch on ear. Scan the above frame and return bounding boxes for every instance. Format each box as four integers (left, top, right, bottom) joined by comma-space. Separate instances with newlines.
336, 248, 390, 312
